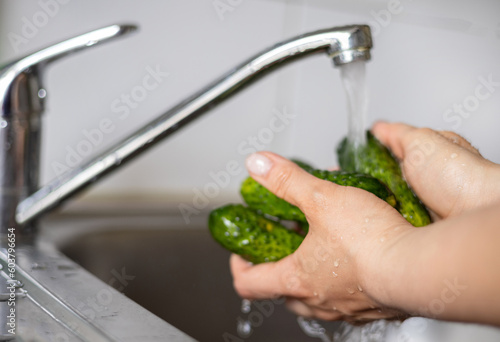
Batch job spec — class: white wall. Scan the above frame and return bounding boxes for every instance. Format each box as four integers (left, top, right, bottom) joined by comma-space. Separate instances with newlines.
1, 0, 499, 208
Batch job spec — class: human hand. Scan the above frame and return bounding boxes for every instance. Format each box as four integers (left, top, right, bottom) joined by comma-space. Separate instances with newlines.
230, 152, 412, 323
372, 122, 500, 219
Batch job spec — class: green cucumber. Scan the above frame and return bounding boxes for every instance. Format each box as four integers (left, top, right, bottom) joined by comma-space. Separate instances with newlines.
240, 170, 396, 224
208, 204, 304, 264
337, 131, 431, 227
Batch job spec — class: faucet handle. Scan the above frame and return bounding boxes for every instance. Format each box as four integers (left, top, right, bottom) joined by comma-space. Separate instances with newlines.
0, 24, 137, 235
0, 24, 137, 116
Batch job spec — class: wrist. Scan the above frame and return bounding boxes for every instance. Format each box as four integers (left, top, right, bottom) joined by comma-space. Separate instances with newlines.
359, 224, 422, 311
483, 163, 500, 206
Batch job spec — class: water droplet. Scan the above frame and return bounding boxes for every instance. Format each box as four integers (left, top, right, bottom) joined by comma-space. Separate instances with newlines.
38, 88, 47, 98
346, 288, 355, 294
31, 263, 46, 270
6, 279, 23, 288
313, 291, 318, 296
57, 264, 75, 271
248, 63, 259, 72
380, 237, 386, 243
237, 318, 252, 337
357, 284, 363, 292
0, 120, 7, 129
241, 299, 251, 313
451, 153, 458, 159
333, 259, 340, 267
365, 218, 370, 223
333, 306, 337, 311
332, 271, 338, 277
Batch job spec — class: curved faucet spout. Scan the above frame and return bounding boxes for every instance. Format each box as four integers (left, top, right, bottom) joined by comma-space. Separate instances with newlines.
15, 24, 372, 226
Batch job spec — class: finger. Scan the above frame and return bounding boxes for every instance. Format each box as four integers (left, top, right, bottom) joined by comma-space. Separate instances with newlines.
245, 152, 337, 213
285, 298, 314, 317
373, 123, 481, 162
286, 299, 344, 321
230, 254, 302, 300
371, 121, 417, 160
438, 130, 481, 156
347, 309, 403, 323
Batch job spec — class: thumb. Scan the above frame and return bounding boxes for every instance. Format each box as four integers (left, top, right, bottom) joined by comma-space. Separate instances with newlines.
245, 152, 336, 217
230, 254, 303, 299
371, 121, 416, 160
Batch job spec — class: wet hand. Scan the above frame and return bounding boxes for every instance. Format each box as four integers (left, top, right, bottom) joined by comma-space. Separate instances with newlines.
372, 122, 500, 219
230, 152, 411, 323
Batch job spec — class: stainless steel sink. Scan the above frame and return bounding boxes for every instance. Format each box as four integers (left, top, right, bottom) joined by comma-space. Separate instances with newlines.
45, 209, 500, 342
50, 211, 340, 342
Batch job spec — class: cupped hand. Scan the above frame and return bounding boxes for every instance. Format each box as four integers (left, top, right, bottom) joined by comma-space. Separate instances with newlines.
230, 152, 412, 323
372, 122, 500, 219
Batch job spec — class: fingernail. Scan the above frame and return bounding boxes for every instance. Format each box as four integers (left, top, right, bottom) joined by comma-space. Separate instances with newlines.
245, 153, 273, 176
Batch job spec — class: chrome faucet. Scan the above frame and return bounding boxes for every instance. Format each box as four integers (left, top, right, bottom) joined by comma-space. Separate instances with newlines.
0, 23, 372, 236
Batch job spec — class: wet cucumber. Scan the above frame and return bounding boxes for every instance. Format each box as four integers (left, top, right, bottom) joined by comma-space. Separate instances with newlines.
240, 169, 397, 224
209, 134, 430, 264
337, 131, 431, 227
208, 204, 304, 264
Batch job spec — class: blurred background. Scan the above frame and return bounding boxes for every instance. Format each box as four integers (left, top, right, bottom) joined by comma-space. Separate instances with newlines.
1, 0, 499, 213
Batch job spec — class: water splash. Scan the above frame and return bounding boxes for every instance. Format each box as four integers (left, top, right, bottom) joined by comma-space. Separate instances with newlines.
333, 320, 403, 342
297, 316, 333, 342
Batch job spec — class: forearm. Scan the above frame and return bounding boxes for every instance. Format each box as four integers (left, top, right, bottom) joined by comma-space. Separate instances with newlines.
366, 201, 500, 325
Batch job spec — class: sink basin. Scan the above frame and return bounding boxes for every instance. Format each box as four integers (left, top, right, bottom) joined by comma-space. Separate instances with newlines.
53, 212, 339, 342
47, 210, 500, 342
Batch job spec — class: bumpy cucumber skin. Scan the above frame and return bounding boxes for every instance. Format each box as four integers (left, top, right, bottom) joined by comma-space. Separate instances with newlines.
209, 204, 304, 264
241, 170, 397, 224
240, 176, 307, 222
337, 131, 431, 227
238, 159, 313, 223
